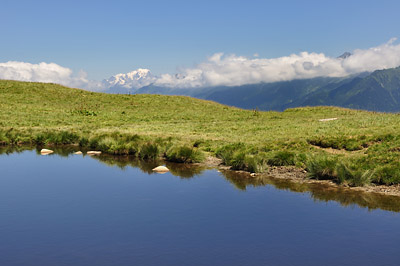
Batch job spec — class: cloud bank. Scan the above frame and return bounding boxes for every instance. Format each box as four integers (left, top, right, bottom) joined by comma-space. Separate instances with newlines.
154, 38, 400, 88
1, 39, 400, 90
0, 61, 101, 90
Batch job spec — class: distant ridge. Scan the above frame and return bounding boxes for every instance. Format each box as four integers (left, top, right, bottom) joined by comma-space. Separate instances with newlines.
102, 64, 400, 113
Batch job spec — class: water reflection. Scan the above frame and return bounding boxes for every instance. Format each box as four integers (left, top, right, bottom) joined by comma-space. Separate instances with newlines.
1, 146, 400, 213
92, 154, 207, 178
222, 170, 400, 213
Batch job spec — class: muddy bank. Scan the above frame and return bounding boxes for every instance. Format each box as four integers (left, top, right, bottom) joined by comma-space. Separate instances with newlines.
194, 155, 400, 197
221, 165, 400, 198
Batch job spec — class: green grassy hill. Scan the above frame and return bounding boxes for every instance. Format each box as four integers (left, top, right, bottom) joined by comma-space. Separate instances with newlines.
2, 80, 400, 186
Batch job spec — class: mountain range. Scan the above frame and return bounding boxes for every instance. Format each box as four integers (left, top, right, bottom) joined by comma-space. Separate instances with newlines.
102, 68, 156, 94
103, 64, 400, 113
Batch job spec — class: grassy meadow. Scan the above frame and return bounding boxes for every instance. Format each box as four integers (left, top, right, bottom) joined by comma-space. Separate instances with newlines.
1, 80, 400, 186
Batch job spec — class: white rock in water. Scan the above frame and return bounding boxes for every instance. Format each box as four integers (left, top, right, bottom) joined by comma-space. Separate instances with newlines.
87, 151, 102, 155
74, 151, 83, 155
152, 166, 169, 172
40, 148, 54, 155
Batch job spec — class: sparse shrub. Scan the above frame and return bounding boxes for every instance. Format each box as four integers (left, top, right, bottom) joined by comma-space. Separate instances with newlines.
124, 134, 141, 142
230, 151, 246, 170
306, 156, 338, 181
57, 131, 80, 144
375, 134, 395, 142
215, 143, 246, 165
79, 137, 89, 147
344, 140, 363, 151
335, 163, 351, 184
34, 133, 46, 145
307, 136, 367, 151
350, 170, 374, 186
0, 131, 10, 145
374, 165, 400, 185
267, 151, 296, 166
89, 138, 99, 149
1, 128, 18, 144
336, 163, 373, 186
95, 136, 115, 151
295, 153, 308, 168
139, 142, 160, 159
36, 131, 80, 145
244, 155, 267, 173
166, 145, 205, 163
125, 142, 139, 155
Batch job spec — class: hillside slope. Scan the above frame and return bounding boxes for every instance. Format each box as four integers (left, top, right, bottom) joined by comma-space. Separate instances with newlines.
299, 67, 400, 112
2, 80, 400, 186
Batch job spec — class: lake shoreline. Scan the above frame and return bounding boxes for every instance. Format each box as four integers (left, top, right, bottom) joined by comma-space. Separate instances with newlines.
221, 165, 400, 197
2, 144, 400, 197
3, 80, 400, 191
180, 154, 400, 197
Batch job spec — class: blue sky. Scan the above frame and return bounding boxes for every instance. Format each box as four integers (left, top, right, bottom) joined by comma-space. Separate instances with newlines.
1, 0, 400, 82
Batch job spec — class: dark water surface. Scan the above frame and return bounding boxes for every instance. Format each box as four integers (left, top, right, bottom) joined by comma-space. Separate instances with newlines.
1, 149, 400, 266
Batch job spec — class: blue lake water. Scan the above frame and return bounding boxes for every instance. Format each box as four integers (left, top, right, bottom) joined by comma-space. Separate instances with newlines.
1, 149, 400, 266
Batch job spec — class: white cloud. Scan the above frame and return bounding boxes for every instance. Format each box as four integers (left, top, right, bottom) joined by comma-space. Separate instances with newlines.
2, 39, 400, 91
154, 39, 400, 88
0, 61, 102, 90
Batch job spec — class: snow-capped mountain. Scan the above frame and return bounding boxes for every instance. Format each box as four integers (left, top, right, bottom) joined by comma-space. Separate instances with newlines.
337, 52, 352, 59
102, 68, 156, 93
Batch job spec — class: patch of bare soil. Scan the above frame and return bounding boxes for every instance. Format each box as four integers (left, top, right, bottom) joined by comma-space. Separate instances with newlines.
195, 156, 223, 168
263, 166, 400, 197
222, 163, 400, 197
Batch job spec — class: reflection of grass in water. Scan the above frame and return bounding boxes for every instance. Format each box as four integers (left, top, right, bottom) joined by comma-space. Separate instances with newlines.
165, 162, 206, 178
1, 146, 399, 213
221, 170, 400, 213
221, 170, 271, 190
91, 154, 206, 178
90, 154, 161, 173
0, 145, 33, 155
0, 146, 207, 178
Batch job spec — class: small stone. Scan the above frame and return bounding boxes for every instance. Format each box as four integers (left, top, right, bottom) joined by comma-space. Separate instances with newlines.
152, 166, 169, 172
74, 151, 83, 155
87, 151, 102, 155
40, 148, 54, 155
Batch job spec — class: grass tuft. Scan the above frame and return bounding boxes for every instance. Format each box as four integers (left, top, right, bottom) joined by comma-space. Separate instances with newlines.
165, 145, 205, 163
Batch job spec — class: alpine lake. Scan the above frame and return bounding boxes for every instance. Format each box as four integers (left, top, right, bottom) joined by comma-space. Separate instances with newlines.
1, 147, 400, 266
